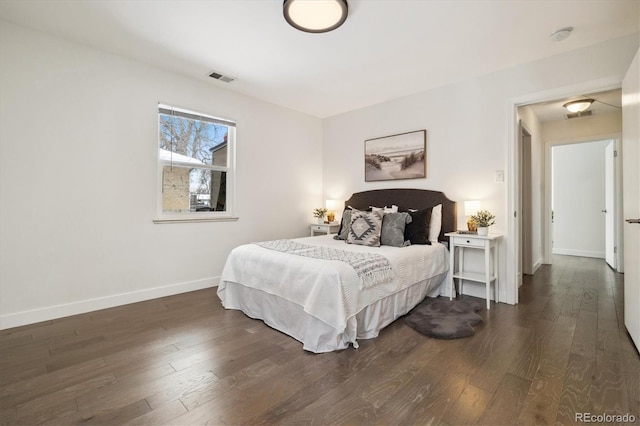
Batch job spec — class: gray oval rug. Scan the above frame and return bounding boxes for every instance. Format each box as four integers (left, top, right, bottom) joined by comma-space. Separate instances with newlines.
404, 297, 484, 339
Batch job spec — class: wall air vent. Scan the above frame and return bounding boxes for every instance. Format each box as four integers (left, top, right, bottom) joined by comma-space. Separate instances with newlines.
208, 71, 235, 83
566, 110, 592, 119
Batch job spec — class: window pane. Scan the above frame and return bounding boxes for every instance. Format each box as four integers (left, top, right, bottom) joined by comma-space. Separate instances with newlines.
159, 114, 228, 166
162, 166, 226, 213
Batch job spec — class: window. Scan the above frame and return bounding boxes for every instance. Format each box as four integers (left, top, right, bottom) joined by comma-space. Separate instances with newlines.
156, 104, 236, 222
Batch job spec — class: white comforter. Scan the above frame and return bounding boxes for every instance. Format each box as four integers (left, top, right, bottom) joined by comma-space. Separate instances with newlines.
218, 235, 449, 348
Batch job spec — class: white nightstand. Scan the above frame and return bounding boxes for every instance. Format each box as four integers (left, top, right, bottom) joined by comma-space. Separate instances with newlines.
445, 231, 503, 309
310, 223, 340, 236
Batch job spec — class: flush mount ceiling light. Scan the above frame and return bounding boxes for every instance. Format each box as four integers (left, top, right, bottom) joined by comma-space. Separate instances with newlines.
550, 27, 573, 42
563, 99, 594, 113
283, 0, 348, 33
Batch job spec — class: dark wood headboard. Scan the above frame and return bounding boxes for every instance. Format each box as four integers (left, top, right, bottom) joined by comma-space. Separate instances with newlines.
343, 189, 457, 243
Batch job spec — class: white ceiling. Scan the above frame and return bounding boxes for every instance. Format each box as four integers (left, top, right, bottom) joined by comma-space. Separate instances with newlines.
1, 0, 638, 118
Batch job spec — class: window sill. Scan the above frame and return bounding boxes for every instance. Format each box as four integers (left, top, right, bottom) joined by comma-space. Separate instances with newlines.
153, 216, 239, 224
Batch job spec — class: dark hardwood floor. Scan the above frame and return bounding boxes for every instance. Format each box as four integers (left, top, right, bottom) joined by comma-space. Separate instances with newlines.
1, 255, 638, 425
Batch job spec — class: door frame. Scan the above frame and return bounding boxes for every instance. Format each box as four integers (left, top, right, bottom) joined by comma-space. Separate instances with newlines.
507, 80, 622, 305
519, 123, 534, 277
605, 140, 618, 270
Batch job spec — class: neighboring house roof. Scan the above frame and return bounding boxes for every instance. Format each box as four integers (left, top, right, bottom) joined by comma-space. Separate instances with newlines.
210, 141, 227, 154
210, 137, 227, 154
159, 148, 205, 166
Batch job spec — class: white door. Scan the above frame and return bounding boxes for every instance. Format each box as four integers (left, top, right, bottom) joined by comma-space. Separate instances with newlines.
604, 141, 615, 269
623, 49, 640, 352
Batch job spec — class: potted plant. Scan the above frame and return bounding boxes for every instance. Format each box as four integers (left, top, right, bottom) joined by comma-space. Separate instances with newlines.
471, 210, 495, 236
313, 208, 328, 224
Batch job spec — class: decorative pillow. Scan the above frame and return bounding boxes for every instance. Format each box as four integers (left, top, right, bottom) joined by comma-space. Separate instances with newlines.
380, 212, 412, 247
404, 208, 433, 245
334, 208, 354, 240
429, 204, 442, 242
347, 210, 383, 247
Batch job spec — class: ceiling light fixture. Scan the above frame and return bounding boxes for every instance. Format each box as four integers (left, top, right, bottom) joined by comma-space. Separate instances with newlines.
550, 27, 573, 42
563, 99, 594, 113
283, 0, 348, 33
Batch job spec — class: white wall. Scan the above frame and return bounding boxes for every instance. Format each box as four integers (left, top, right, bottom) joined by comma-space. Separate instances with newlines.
542, 110, 623, 142
323, 34, 638, 304
0, 21, 323, 328
1, 20, 637, 328
552, 140, 611, 258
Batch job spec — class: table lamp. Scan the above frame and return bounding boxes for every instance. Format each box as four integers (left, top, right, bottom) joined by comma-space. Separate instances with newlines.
325, 199, 338, 223
464, 200, 480, 232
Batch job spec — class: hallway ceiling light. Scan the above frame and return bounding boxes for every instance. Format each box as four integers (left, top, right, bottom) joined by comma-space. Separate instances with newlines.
563, 99, 594, 113
283, 0, 348, 33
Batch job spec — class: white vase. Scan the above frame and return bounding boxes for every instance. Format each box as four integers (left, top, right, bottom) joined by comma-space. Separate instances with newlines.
477, 226, 488, 236
317, 217, 324, 224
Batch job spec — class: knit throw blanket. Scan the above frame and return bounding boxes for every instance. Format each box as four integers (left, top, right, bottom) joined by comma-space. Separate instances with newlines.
256, 239, 394, 289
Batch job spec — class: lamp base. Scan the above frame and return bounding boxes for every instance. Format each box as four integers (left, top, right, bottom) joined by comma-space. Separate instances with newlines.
467, 218, 477, 232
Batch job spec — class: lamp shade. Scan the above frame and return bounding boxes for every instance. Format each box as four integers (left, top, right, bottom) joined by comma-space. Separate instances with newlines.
563, 99, 594, 113
464, 200, 481, 217
325, 199, 338, 211
283, 0, 348, 33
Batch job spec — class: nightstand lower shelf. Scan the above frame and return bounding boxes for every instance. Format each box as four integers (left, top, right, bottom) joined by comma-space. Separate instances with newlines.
451, 271, 497, 283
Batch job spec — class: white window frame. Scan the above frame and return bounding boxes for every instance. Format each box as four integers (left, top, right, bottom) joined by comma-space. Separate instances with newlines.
154, 103, 237, 224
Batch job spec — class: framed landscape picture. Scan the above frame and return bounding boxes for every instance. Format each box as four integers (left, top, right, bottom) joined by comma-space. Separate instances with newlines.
364, 130, 426, 182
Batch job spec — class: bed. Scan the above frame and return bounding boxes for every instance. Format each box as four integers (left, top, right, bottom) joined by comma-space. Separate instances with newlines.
217, 189, 457, 353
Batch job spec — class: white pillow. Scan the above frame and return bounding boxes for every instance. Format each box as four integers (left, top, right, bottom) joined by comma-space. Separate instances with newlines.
370, 205, 399, 214
429, 204, 442, 242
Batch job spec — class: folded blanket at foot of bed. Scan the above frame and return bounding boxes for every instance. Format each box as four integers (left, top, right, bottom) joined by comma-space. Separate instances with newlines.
256, 239, 393, 289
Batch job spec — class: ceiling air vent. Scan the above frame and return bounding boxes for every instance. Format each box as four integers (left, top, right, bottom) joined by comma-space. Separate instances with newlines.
208, 71, 235, 83
566, 110, 592, 119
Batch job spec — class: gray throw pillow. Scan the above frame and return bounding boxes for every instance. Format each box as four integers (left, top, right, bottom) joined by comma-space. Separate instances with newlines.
347, 210, 383, 247
334, 208, 353, 240
380, 212, 412, 247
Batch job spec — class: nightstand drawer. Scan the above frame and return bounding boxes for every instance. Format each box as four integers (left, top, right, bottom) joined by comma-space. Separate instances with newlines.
310, 223, 340, 236
450, 236, 485, 248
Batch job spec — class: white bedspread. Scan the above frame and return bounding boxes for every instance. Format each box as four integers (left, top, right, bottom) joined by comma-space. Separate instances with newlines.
218, 235, 449, 340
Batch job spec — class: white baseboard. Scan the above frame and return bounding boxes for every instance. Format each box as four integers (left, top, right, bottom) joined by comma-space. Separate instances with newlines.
552, 248, 605, 259
532, 257, 543, 274
0, 277, 219, 330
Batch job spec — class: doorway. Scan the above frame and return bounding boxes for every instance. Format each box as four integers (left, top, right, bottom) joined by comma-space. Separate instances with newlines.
550, 139, 618, 264
508, 87, 624, 305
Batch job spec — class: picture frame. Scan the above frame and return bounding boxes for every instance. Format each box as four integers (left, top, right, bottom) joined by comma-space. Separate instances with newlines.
364, 130, 426, 182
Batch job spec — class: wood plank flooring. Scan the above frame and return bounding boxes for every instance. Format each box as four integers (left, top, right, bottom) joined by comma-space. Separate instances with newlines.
1, 255, 638, 425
